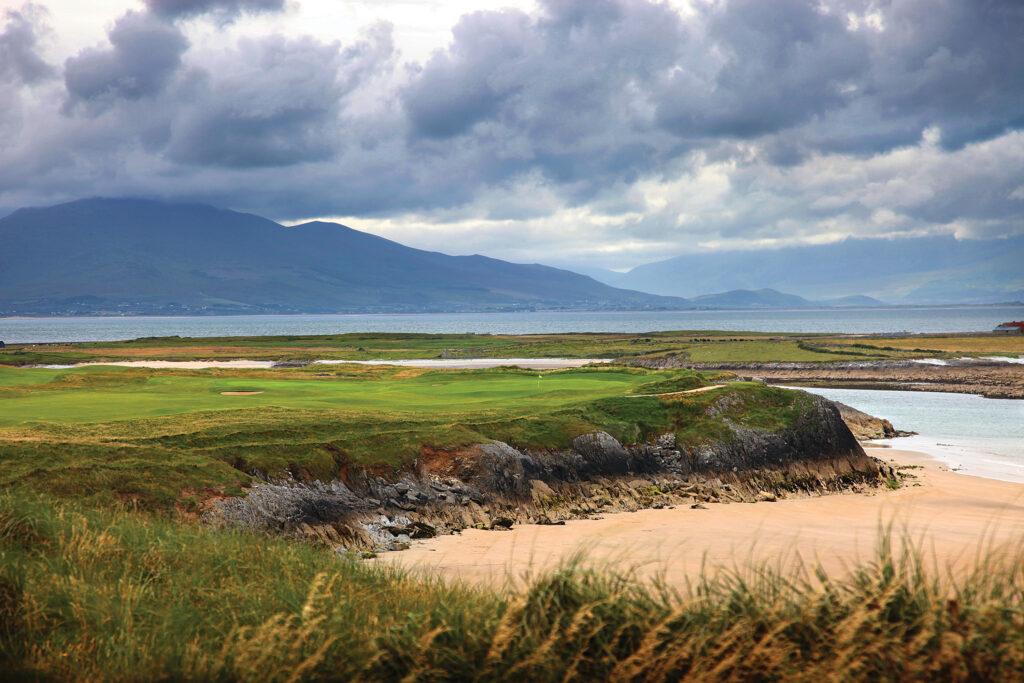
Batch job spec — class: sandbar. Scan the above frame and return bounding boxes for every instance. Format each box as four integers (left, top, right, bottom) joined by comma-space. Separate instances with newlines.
36, 358, 611, 370
316, 358, 614, 369
373, 448, 1024, 589
39, 360, 277, 369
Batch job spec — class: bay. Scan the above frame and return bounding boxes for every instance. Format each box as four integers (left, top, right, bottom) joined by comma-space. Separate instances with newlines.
3, 305, 1023, 344
790, 386, 1024, 484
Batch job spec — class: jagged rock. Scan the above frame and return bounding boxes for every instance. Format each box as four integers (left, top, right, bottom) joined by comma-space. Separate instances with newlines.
571, 432, 631, 474
691, 503, 709, 510
530, 479, 556, 502
833, 401, 915, 441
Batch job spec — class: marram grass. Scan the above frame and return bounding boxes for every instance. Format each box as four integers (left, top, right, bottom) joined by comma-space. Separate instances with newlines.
1, 492, 1022, 681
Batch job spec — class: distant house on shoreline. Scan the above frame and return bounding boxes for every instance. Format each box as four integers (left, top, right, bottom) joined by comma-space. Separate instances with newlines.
993, 321, 1024, 335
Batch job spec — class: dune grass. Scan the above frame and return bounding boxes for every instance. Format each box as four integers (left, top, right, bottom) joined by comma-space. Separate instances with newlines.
2, 491, 1021, 681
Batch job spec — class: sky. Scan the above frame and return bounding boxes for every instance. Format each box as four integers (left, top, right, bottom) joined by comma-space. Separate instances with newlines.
1, 0, 1022, 270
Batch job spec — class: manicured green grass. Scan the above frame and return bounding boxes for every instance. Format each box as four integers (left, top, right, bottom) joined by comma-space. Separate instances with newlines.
0, 365, 665, 427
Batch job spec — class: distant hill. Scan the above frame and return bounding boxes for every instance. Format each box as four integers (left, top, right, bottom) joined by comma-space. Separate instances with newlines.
0, 198, 691, 316
577, 235, 1024, 305
691, 289, 811, 309
689, 289, 885, 309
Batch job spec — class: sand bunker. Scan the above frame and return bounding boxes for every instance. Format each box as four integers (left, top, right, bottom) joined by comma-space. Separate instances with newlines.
220, 391, 264, 395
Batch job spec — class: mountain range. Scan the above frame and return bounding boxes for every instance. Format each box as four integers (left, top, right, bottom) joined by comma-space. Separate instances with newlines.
1, 198, 1011, 317
565, 235, 1024, 305
0, 198, 696, 316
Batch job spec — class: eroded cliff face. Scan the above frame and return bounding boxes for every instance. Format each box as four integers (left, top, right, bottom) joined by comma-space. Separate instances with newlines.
212, 395, 888, 553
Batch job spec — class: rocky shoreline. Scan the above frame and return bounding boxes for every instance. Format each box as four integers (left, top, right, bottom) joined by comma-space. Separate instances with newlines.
211, 395, 890, 555
626, 357, 1024, 399
832, 401, 915, 440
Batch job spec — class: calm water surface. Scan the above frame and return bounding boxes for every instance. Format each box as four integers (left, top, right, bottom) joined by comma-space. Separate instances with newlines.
792, 386, 1024, 484
3, 305, 1022, 343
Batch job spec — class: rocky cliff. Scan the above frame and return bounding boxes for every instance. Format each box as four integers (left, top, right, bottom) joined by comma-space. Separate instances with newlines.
212, 393, 889, 554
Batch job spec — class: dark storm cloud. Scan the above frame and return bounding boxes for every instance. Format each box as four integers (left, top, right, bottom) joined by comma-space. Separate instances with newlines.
402, 0, 687, 196
1, 0, 1023, 253
403, 10, 527, 139
63, 11, 188, 108
165, 31, 391, 168
143, 0, 286, 20
655, 0, 868, 140
866, 0, 1024, 151
395, 0, 1024, 215
0, 4, 56, 84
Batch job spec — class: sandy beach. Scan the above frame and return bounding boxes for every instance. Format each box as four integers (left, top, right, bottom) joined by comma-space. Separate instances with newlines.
374, 447, 1024, 588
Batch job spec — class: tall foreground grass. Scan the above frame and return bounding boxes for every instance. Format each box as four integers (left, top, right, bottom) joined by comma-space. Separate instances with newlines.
1, 491, 1022, 681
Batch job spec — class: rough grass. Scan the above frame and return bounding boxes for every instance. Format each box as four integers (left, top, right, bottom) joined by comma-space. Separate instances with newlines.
2, 491, 1021, 681
0, 329, 942, 367
4, 330, 1022, 368
827, 334, 1024, 356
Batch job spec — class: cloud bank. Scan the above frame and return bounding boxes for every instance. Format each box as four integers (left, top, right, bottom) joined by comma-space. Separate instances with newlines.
1, 0, 1021, 267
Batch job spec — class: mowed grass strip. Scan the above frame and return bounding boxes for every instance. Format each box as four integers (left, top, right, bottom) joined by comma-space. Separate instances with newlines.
0, 366, 659, 427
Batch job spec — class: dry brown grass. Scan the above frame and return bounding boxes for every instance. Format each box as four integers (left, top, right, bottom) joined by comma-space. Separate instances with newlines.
3, 492, 1022, 681
829, 334, 1024, 355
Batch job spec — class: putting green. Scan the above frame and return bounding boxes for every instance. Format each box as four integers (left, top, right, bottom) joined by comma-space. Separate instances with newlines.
0, 365, 665, 427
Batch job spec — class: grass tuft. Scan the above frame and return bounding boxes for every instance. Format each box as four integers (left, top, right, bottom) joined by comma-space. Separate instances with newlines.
1, 491, 1022, 681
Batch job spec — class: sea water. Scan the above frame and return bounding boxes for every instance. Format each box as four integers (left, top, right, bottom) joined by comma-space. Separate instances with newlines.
791, 386, 1024, 484
3, 305, 1023, 344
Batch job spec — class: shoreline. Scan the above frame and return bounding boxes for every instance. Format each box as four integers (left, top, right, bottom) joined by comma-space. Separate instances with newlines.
373, 447, 1024, 590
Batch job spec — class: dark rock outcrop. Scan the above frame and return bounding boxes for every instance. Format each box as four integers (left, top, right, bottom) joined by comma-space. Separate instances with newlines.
832, 401, 915, 441
212, 395, 887, 552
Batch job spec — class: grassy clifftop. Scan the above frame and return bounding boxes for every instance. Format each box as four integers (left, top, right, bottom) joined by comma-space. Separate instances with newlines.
0, 363, 829, 511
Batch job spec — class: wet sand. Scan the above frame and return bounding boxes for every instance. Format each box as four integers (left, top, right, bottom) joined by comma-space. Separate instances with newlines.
374, 448, 1024, 588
